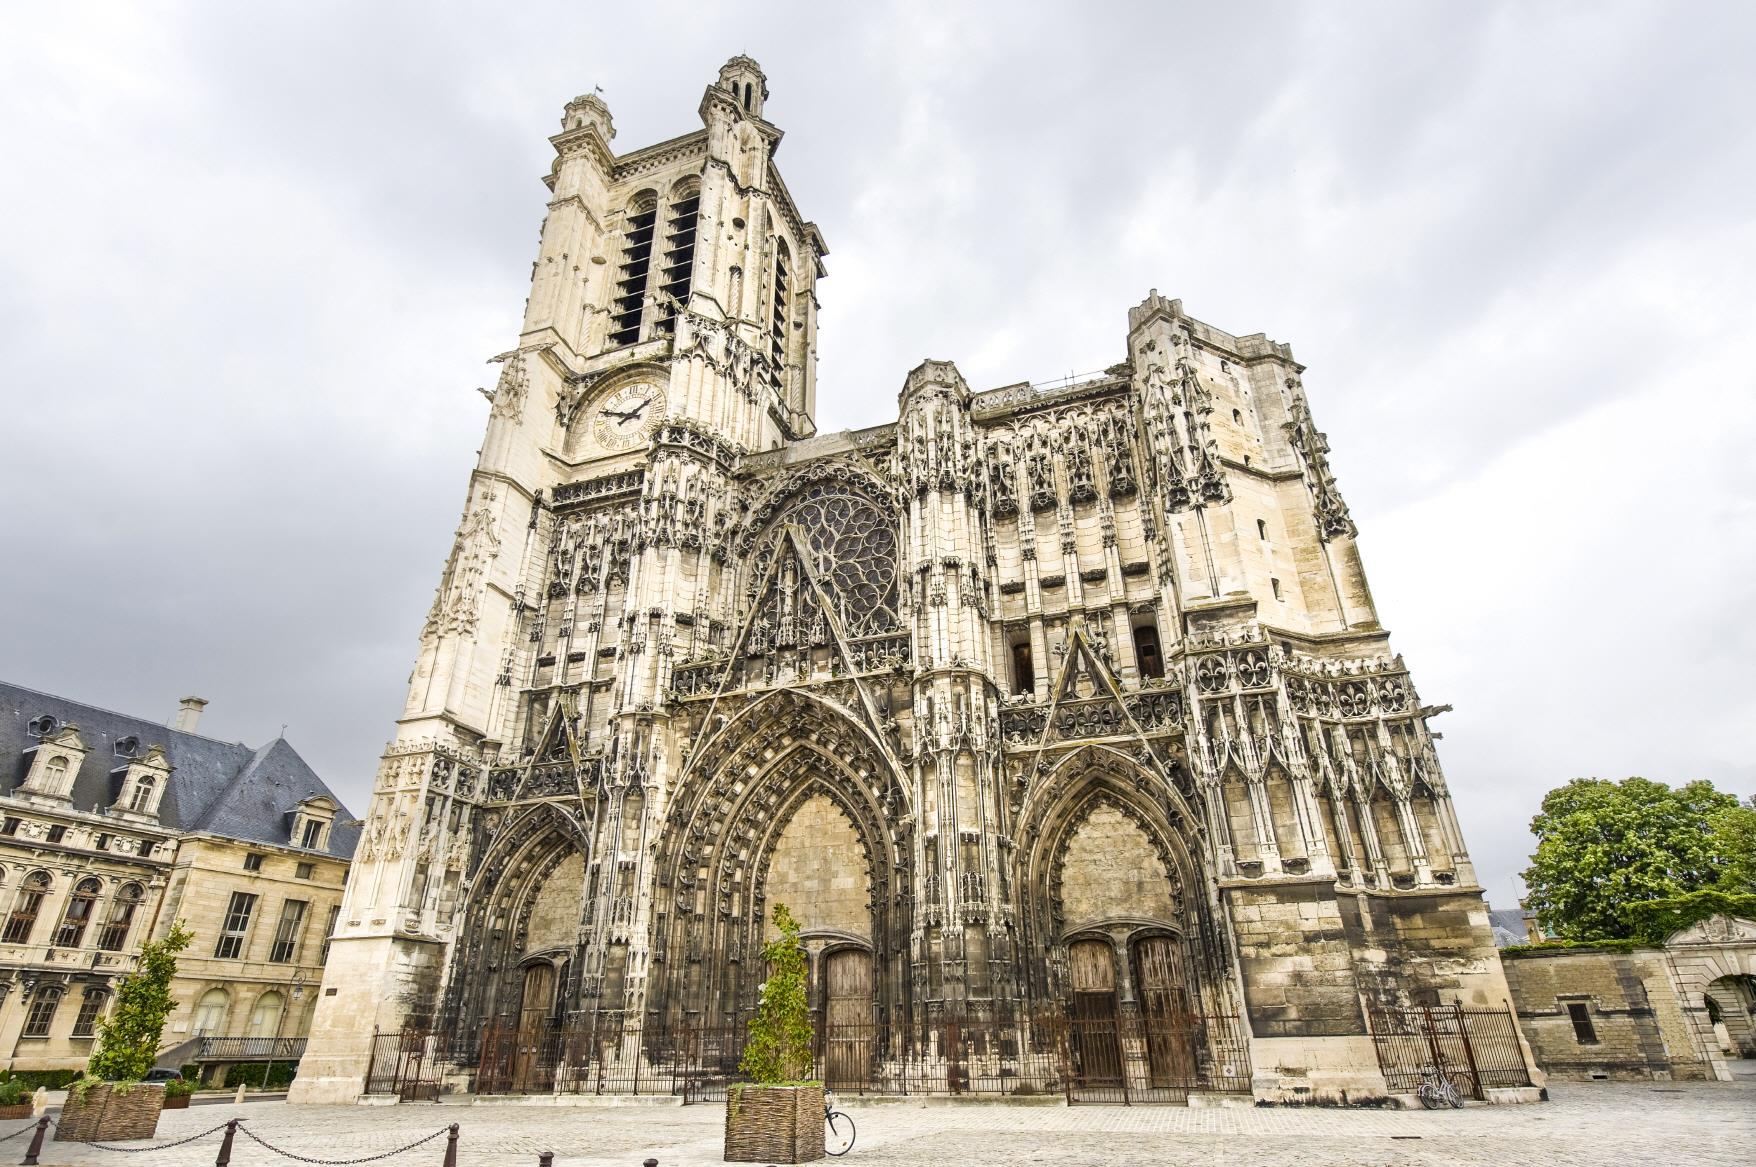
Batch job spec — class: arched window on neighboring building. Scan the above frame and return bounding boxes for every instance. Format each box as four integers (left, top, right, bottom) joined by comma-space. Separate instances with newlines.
21, 986, 62, 1038
608, 191, 659, 348
71, 988, 108, 1038
193, 988, 230, 1036
655, 178, 700, 336
3, 871, 52, 944
128, 774, 156, 813
248, 990, 285, 1038
54, 877, 102, 947
97, 883, 143, 951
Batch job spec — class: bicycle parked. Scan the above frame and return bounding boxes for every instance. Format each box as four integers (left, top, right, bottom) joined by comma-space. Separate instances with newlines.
1416, 1065, 1468, 1109
824, 1092, 856, 1156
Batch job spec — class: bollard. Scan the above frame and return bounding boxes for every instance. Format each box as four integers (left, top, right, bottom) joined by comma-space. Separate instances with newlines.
235, 1083, 247, 1104
442, 1122, 459, 1167
19, 1116, 48, 1166
537, 1154, 553, 1167
643, 1160, 658, 1167
214, 1119, 240, 1167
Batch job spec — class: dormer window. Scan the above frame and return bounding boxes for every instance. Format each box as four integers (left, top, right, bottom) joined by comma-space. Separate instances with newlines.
127, 776, 155, 813
111, 745, 170, 819
23, 725, 86, 801
288, 795, 339, 852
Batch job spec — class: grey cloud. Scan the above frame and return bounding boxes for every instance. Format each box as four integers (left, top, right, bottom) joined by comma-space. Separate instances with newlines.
3, 1, 1752, 908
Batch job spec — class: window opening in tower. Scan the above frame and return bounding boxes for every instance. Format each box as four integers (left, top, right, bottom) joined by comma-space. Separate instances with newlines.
656, 184, 699, 336
770, 244, 791, 391
609, 195, 658, 348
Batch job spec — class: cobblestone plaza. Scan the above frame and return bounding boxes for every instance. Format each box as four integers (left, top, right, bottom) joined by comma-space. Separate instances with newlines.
30, 1080, 1755, 1167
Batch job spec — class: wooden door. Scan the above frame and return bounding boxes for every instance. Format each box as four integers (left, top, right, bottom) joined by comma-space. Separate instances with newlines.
1136, 936, 1199, 1088
823, 949, 873, 1088
514, 964, 556, 1092
1067, 939, 1122, 1085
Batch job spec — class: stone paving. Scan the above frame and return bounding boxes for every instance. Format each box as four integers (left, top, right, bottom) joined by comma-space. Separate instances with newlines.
18, 1080, 1754, 1167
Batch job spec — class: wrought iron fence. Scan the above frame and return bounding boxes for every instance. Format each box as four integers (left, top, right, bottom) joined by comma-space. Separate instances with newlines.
1368, 1004, 1533, 1098
374, 1010, 1252, 1105
196, 1036, 308, 1061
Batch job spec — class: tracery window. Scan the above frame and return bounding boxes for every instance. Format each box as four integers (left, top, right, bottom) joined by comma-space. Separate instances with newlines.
750, 480, 899, 639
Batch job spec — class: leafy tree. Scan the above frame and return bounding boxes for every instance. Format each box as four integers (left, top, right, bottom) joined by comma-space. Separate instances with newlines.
739, 904, 814, 1085
1523, 778, 1754, 940
87, 921, 192, 1082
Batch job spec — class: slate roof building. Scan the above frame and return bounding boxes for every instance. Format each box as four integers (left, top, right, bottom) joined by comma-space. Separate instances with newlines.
0, 682, 358, 1073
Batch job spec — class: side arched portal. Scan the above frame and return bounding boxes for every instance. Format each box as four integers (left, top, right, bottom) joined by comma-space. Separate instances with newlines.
1015, 747, 1247, 1096
440, 801, 592, 1039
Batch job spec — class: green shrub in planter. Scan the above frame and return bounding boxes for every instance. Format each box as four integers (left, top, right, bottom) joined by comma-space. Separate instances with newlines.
0, 1077, 31, 1106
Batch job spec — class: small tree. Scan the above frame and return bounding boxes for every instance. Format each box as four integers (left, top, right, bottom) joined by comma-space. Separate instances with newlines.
87, 921, 192, 1082
739, 904, 814, 1084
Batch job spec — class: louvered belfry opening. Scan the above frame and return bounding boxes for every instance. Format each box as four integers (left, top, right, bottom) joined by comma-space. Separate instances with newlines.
655, 180, 700, 336
609, 192, 658, 348
769, 239, 791, 389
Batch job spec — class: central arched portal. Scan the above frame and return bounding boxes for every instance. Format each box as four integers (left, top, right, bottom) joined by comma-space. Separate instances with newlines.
652, 690, 912, 1067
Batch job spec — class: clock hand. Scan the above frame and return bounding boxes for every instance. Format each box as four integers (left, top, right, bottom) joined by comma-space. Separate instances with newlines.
624, 398, 651, 420
601, 407, 637, 423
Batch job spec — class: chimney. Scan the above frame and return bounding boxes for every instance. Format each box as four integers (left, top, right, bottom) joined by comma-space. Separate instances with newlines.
173, 697, 208, 734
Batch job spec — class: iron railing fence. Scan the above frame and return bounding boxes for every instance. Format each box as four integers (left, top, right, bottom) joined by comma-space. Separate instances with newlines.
371, 1011, 1252, 1105
195, 1036, 308, 1061
1368, 1004, 1533, 1098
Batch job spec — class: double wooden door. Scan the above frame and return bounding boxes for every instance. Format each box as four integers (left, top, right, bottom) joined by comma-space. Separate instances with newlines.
822, 949, 873, 1088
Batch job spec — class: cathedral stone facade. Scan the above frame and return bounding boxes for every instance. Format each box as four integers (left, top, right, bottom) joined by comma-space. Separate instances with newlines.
292, 58, 1532, 1105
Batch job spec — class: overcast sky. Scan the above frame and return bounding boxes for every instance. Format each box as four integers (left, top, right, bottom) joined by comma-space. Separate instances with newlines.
3, 2, 1753, 908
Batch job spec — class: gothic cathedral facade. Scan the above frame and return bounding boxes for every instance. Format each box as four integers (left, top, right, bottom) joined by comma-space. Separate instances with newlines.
292, 58, 1528, 1104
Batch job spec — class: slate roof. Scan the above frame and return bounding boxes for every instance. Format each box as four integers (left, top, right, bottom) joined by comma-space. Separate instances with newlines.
1487, 906, 1529, 947
0, 680, 359, 859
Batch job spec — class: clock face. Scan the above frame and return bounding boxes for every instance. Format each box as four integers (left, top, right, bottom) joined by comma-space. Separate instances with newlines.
590, 382, 666, 453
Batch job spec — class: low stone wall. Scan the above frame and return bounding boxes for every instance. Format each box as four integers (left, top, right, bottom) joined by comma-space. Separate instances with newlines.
1501, 947, 1711, 1081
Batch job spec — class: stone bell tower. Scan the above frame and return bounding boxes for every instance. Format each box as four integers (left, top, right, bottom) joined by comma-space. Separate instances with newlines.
291, 56, 828, 1104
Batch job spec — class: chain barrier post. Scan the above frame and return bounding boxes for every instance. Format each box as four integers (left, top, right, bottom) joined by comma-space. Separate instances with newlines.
537, 1154, 553, 1167
215, 1119, 240, 1167
441, 1123, 459, 1167
19, 1117, 48, 1166
644, 1159, 659, 1166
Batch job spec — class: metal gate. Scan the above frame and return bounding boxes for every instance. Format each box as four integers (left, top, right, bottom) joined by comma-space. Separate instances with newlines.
1368, 1004, 1533, 1099
365, 1029, 443, 1101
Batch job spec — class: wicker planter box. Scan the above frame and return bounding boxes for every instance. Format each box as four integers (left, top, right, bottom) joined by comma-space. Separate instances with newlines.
55, 1082, 164, 1142
0, 1103, 29, 1120
724, 1083, 824, 1163
162, 1093, 191, 1109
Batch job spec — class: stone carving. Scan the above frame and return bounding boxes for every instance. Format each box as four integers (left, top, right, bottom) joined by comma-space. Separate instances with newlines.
425, 488, 501, 639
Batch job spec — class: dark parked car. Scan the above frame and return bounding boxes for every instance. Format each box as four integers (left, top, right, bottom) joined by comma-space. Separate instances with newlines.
142, 1069, 183, 1083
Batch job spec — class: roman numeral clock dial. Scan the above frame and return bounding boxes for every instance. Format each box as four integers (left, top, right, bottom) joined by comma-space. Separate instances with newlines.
590, 382, 667, 453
